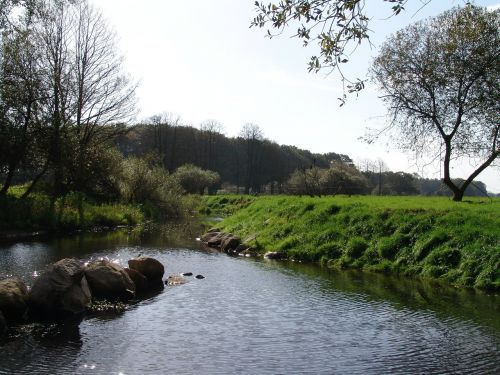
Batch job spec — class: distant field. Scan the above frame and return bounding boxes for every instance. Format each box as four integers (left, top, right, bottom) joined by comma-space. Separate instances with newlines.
200, 195, 500, 291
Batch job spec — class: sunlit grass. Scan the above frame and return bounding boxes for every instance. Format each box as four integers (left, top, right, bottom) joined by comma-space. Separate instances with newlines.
203, 195, 500, 290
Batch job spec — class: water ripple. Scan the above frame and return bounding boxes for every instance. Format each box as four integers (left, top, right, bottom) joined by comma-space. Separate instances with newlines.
0, 236, 499, 374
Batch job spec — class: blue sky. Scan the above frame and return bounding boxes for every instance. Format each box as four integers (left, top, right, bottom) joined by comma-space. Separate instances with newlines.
92, 0, 500, 192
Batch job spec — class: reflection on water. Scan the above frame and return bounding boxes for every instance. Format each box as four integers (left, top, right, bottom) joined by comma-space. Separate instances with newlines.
0, 222, 499, 375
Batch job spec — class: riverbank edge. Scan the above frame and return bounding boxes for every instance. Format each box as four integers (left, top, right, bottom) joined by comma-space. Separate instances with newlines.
199, 195, 500, 292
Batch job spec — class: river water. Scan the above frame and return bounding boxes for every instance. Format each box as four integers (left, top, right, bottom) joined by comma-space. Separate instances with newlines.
0, 223, 499, 375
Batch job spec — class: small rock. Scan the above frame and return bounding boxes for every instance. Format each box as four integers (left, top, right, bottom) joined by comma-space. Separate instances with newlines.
166, 275, 187, 286
195, 275, 205, 279
0, 278, 29, 322
239, 248, 258, 257
264, 251, 285, 260
181, 272, 193, 277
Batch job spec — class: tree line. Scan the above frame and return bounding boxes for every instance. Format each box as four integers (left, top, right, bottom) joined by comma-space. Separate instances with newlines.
115, 118, 352, 195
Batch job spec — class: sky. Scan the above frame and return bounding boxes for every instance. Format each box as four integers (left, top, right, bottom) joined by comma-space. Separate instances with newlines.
91, 0, 500, 193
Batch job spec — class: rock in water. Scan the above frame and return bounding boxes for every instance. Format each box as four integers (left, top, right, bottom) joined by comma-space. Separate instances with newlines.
166, 275, 187, 286
128, 257, 164, 284
181, 272, 193, 277
125, 268, 148, 293
264, 252, 285, 260
221, 236, 241, 253
29, 258, 91, 319
0, 277, 29, 322
85, 260, 135, 301
195, 275, 205, 279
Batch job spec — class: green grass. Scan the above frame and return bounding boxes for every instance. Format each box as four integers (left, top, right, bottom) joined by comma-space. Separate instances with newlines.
201, 195, 500, 291
0, 188, 144, 232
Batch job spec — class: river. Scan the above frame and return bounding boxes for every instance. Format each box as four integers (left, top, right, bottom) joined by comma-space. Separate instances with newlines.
0, 223, 499, 374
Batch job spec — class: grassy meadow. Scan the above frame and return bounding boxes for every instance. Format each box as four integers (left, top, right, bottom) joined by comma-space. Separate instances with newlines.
200, 195, 500, 291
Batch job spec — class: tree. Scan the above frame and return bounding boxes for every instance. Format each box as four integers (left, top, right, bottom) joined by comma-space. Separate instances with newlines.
173, 164, 220, 195
371, 5, 499, 201
252, 0, 443, 102
199, 119, 224, 171
0, 15, 46, 195
240, 123, 264, 194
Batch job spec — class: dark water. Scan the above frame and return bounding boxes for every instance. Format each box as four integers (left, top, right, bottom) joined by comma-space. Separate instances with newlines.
0, 224, 499, 375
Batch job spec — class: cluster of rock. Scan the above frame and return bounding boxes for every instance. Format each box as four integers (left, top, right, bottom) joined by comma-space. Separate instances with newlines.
201, 231, 255, 256
201, 230, 286, 260
0, 256, 167, 333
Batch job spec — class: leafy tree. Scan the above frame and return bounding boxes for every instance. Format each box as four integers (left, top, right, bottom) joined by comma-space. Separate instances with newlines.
371, 5, 499, 201
173, 164, 220, 195
285, 167, 323, 196
320, 160, 368, 195
120, 156, 184, 217
0, 18, 46, 195
251, 0, 459, 103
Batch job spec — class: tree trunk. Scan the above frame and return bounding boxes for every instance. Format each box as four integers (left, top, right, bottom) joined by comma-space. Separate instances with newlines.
452, 190, 465, 202
0, 161, 18, 196
21, 162, 49, 199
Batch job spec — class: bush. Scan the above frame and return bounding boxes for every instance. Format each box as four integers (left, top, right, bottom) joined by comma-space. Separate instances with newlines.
173, 164, 220, 194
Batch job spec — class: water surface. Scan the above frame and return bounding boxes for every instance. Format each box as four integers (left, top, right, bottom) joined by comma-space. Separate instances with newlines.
0, 224, 499, 374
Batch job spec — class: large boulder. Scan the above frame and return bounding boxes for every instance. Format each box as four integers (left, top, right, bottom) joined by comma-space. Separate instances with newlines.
29, 258, 91, 319
125, 268, 148, 293
0, 277, 29, 322
84, 260, 135, 300
128, 257, 164, 284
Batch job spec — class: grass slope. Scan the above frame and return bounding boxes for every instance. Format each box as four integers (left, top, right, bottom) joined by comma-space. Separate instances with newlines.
201, 195, 500, 291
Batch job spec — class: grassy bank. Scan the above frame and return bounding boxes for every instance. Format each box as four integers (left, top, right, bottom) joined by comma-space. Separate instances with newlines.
0, 190, 144, 235
200, 195, 500, 291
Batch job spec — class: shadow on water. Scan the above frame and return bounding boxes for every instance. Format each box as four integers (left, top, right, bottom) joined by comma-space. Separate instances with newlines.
263, 259, 500, 332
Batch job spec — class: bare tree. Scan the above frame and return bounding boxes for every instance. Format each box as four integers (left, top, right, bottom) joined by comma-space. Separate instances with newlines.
200, 119, 224, 171
240, 123, 264, 194
71, 0, 137, 195
371, 5, 499, 201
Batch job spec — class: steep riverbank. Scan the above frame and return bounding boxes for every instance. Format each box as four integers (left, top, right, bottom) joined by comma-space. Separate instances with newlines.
200, 195, 500, 291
